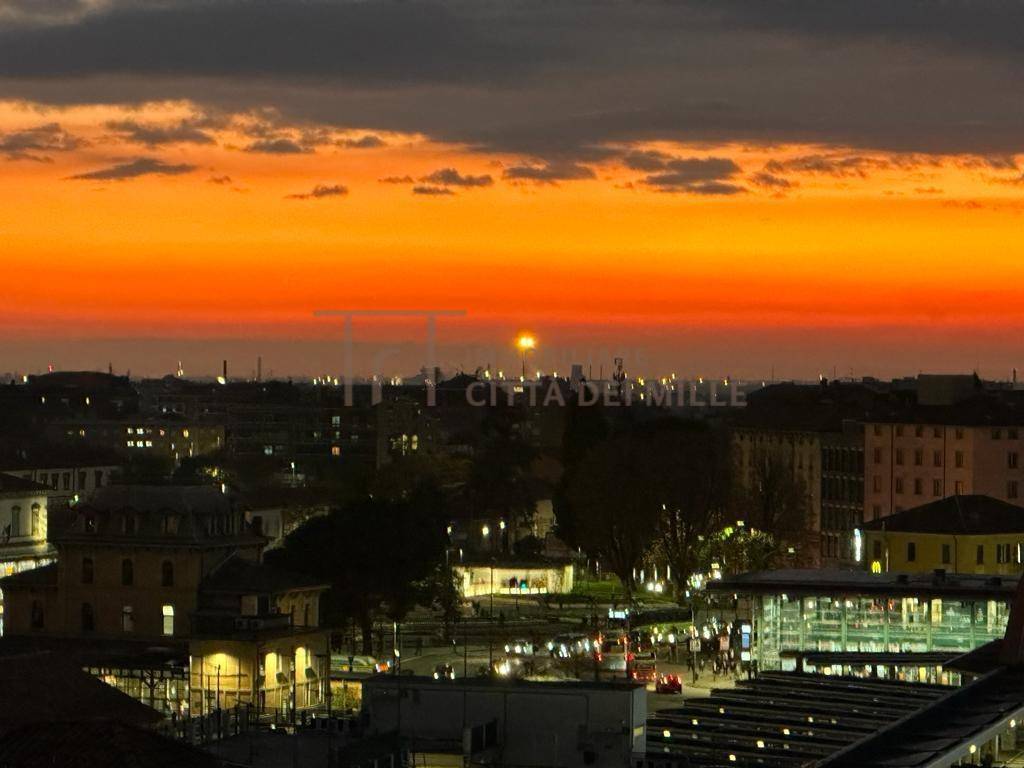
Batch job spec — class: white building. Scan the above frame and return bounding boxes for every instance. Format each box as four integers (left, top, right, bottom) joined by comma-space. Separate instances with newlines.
0, 474, 56, 634
362, 675, 646, 768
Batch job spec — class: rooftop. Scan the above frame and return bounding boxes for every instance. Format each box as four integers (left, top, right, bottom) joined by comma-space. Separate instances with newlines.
862, 494, 1024, 535
709, 568, 1019, 599
0, 473, 49, 495
200, 555, 327, 595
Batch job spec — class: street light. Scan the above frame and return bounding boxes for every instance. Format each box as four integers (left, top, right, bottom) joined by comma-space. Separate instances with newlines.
515, 334, 536, 381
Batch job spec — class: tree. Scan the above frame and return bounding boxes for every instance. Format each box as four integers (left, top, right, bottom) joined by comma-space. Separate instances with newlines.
466, 402, 538, 546
267, 483, 448, 653
740, 445, 811, 566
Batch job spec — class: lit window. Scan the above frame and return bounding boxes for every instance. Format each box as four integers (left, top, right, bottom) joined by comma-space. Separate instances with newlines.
162, 605, 174, 636
331, 446, 341, 457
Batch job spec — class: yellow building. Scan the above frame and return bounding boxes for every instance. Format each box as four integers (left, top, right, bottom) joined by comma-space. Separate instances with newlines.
0, 484, 329, 718
861, 494, 1024, 576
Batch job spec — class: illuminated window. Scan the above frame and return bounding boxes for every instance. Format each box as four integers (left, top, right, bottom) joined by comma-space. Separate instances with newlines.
162, 605, 174, 636
331, 446, 341, 457
30, 504, 41, 538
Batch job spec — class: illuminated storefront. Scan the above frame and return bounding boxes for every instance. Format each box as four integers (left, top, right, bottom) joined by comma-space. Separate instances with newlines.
711, 570, 1015, 679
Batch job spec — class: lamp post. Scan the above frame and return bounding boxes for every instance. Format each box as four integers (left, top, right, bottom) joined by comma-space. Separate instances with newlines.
515, 334, 536, 381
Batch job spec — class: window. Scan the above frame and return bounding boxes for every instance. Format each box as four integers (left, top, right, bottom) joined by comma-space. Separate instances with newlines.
161, 561, 174, 587
162, 514, 179, 535
62, 472, 70, 490
82, 557, 94, 584
81, 603, 95, 632
121, 558, 134, 586
29, 504, 40, 537
94, 470, 104, 488
998, 543, 1012, 564
907, 542, 917, 562
956, 428, 964, 440
122, 605, 134, 633
933, 479, 943, 497
895, 448, 904, 466
1011, 429, 1020, 440
331, 446, 341, 457
994, 429, 1003, 440
123, 515, 136, 535
331, 415, 341, 427
941, 543, 951, 565
873, 447, 882, 464
915, 426, 924, 437
934, 427, 942, 438
896, 425, 904, 437
955, 451, 964, 468
873, 425, 882, 436
977, 545, 985, 565
30, 600, 44, 630
872, 504, 882, 519
162, 605, 174, 636
78, 470, 86, 489
873, 476, 882, 493
9, 506, 20, 537
1010, 481, 1019, 500
84, 514, 97, 533
934, 450, 942, 467
1010, 452, 1019, 469
955, 480, 965, 495
895, 477, 904, 494
914, 478, 923, 495
914, 449, 923, 466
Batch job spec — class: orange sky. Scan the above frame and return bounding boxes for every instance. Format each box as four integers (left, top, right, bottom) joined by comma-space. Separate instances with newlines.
2, 100, 1023, 379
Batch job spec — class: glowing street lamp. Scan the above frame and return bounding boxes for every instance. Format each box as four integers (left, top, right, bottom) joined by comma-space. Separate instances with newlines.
515, 333, 536, 380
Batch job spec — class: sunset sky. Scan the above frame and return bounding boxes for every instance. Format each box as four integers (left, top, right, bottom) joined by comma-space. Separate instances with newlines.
2, 1, 1024, 380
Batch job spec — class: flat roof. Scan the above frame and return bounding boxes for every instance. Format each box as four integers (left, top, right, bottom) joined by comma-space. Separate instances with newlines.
709, 569, 1019, 600
363, 673, 643, 693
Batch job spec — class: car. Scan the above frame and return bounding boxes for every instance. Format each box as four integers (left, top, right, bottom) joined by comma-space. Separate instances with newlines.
631, 660, 657, 683
655, 674, 682, 694
433, 663, 456, 681
504, 639, 535, 657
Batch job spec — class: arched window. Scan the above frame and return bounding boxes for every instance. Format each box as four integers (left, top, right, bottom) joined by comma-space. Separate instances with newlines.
82, 557, 94, 584
30, 503, 41, 538
81, 603, 95, 632
10, 506, 20, 537
161, 560, 174, 587
303, 604, 310, 627
121, 558, 134, 586
30, 600, 44, 629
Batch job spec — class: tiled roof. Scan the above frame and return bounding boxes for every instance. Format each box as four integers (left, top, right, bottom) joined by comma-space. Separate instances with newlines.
862, 494, 1024, 534
0, 473, 49, 495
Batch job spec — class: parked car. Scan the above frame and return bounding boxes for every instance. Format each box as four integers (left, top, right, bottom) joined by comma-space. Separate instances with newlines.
655, 673, 682, 694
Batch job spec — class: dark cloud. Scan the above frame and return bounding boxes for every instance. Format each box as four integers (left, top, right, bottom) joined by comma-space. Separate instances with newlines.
0, 122, 83, 161
338, 134, 386, 149
379, 175, 415, 184
412, 185, 454, 196
208, 174, 232, 184
285, 183, 348, 200
105, 117, 217, 146
763, 154, 892, 178
419, 167, 492, 188
244, 138, 310, 154
750, 171, 794, 190
640, 156, 744, 194
958, 155, 1019, 171
2, 1, 1024, 158
621, 150, 675, 172
67, 156, 197, 180
503, 161, 596, 184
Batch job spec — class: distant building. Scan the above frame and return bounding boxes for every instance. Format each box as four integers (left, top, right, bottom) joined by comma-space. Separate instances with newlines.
0, 484, 329, 717
862, 494, 1024, 575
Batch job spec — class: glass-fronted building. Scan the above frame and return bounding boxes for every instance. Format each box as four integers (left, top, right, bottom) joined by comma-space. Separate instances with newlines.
709, 569, 1016, 682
